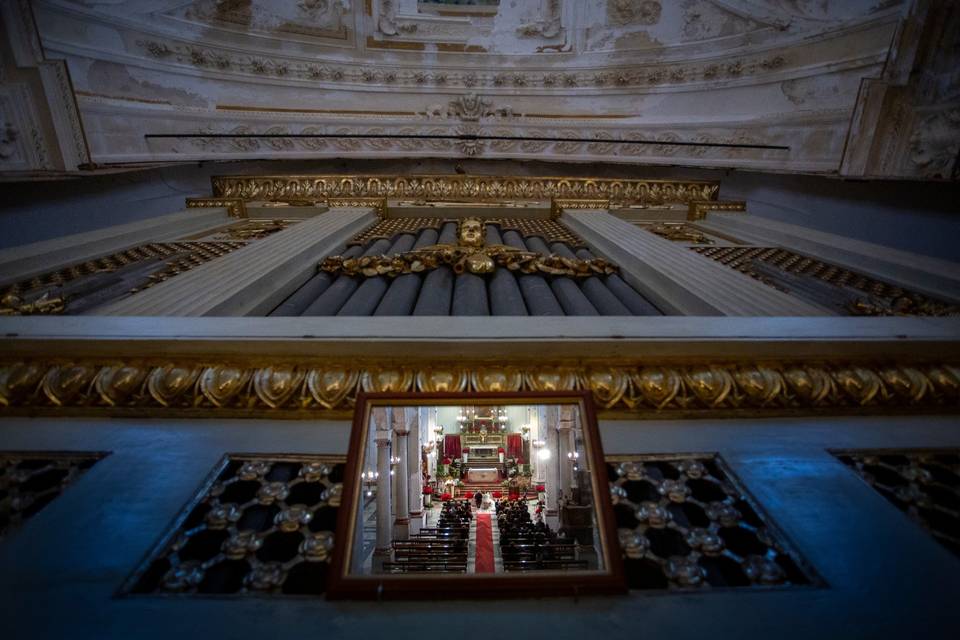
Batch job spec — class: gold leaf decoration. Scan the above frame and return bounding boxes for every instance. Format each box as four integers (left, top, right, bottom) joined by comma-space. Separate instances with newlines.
147, 365, 201, 407
306, 368, 359, 409
632, 368, 681, 409
879, 367, 930, 404
0, 362, 45, 406
199, 366, 251, 407
41, 365, 95, 406
832, 367, 883, 406
94, 366, 147, 406
361, 369, 414, 393
470, 368, 523, 392
683, 367, 734, 408
523, 368, 578, 392
416, 370, 467, 393
253, 367, 305, 409
582, 369, 628, 409
782, 366, 834, 405
733, 366, 785, 406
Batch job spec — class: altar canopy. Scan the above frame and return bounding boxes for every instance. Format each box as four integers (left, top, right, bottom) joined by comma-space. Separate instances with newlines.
507, 434, 523, 460
443, 434, 461, 459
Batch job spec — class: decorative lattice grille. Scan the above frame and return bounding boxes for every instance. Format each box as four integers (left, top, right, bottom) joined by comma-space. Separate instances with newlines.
608, 455, 814, 590
836, 450, 960, 556
126, 455, 345, 596
0, 451, 106, 540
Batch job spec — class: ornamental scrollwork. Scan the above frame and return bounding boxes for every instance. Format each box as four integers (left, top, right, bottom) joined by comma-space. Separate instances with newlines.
1, 361, 957, 417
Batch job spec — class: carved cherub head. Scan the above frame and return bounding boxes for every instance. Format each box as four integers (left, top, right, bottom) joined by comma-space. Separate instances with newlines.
458, 218, 484, 248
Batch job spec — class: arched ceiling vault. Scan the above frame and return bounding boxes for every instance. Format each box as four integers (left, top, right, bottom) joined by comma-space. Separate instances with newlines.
2, 0, 958, 179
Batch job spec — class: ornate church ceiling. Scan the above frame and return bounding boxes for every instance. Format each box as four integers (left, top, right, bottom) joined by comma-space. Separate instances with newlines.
2, 0, 957, 178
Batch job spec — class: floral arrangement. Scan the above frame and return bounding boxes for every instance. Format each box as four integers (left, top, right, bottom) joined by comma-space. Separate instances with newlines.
422, 486, 434, 495
492, 491, 502, 499
497, 447, 505, 454
462, 447, 470, 453
442, 457, 452, 465
440, 492, 452, 501
535, 484, 545, 492
464, 491, 474, 499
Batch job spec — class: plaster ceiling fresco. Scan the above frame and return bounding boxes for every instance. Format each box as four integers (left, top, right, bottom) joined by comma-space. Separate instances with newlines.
3, 0, 958, 178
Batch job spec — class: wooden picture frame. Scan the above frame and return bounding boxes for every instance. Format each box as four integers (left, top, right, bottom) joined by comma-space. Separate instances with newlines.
327, 391, 626, 599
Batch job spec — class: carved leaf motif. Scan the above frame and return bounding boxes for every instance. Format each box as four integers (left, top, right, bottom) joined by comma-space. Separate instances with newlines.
682, 367, 734, 407
199, 366, 251, 407
582, 369, 628, 409
832, 367, 884, 406
470, 369, 522, 392
0, 362, 45, 406
95, 366, 147, 406
733, 366, 785, 406
782, 366, 834, 405
523, 369, 577, 392
253, 367, 305, 409
879, 367, 931, 403
41, 365, 95, 406
416, 370, 467, 393
147, 365, 201, 407
632, 368, 681, 409
307, 368, 359, 409
925, 365, 960, 399
361, 369, 413, 393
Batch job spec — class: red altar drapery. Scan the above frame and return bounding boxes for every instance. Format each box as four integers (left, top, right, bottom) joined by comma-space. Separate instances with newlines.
443, 434, 462, 459
507, 434, 523, 460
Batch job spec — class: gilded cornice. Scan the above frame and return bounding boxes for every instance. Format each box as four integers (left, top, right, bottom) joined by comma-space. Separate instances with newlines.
186, 197, 247, 218
211, 175, 720, 206
1, 359, 956, 420
688, 200, 746, 221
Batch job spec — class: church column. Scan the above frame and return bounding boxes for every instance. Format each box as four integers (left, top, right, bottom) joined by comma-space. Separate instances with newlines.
392, 408, 410, 541
96, 207, 377, 316
406, 407, 423, 533
561, 209, 823, 316
544, 405, 562, 516
373, 408, 393, 567
557, 406, 575, 504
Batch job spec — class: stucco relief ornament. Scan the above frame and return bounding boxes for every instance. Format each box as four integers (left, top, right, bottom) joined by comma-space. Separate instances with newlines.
909, 107, 960, 179
0, 122, 19, 160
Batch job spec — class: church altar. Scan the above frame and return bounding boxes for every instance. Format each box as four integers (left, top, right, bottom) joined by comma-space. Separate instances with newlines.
466, 468, 499, 483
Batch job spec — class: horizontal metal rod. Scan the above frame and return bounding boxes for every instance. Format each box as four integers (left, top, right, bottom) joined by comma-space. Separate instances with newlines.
143, 132, 789, 151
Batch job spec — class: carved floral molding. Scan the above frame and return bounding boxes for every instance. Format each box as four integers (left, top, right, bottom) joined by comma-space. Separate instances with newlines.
1, 359, 957, 419
210, 174, 720, 205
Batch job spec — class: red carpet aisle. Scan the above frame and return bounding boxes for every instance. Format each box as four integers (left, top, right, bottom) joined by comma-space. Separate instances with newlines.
475, 514, 494, 574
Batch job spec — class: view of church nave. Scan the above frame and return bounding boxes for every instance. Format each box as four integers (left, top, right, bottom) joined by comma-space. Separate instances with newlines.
347, 403, 605, 577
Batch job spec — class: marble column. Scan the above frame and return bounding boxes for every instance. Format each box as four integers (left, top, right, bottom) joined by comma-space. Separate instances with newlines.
373, 408, 393, 567
392, 417, 410, 541
544, 405, 562, 516
562, 209, 823, 316
405, 407, 423, 533
557, 406, 575, 504
97, 207, 377, 316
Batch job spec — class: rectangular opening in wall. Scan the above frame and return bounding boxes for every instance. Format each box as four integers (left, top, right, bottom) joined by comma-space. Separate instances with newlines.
123, 454, 346, 596
607, 454, 819, 590
0, 451, 108, 542
834, 449, 960, 557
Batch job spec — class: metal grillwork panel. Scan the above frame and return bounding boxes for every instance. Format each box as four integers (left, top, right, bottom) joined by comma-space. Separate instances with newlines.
0, 451, 106, 541
126, 455, 345, 596
836, 450, 960, 556
608, 455, 814, 590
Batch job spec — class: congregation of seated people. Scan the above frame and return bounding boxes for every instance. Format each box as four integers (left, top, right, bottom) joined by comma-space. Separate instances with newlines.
383, 500, 472, 574
495, 499, 586, 571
